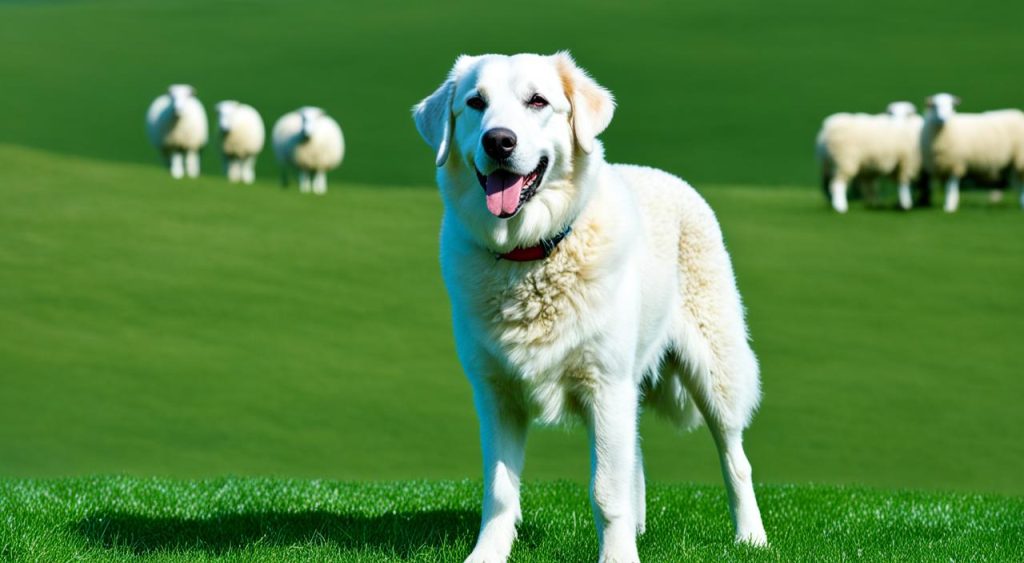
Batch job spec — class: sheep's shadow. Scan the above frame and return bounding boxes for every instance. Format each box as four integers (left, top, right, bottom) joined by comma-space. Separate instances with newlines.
73, 508, 524, 557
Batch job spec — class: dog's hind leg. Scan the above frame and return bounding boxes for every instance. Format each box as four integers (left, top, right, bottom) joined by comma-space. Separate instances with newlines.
673, 193, 767, 546
465, 378, 528, 563
705, 414, 766, 546
676, 314, 767, 547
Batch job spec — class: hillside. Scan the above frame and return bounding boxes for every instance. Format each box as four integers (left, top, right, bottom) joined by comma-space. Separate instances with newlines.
1, 0, 1023, 188
2, 145, 1023, 494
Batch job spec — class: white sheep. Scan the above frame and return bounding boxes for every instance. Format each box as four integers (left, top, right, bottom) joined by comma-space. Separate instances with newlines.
816, 102, 924, 212
271, 107, 345, 194
215, 100, 265, 184
920, 93, 1024, 212
145, 84, 209, 179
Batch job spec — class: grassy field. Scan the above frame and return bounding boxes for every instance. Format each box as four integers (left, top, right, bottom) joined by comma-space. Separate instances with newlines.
1, 0, 1023, 189
2, 144, 1023, 496
3, 477, 1023, 561
2, 0, 1024, 558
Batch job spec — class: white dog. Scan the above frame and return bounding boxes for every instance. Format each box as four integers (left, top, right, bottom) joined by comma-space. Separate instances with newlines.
413, 52, 766, 563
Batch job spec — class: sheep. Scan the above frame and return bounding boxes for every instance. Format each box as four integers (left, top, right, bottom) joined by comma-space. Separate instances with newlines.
919, 93, 1024, 212
215, 100, 265, 184
886, 101, 918, 120
815, 102, 924, 212
145, 84, 209, 179
271, 107, 345, 194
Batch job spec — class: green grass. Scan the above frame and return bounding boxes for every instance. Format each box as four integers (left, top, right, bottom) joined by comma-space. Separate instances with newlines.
1, 0, 1023, 188
2, 145, 1023, 495
3, 477, 1023, 562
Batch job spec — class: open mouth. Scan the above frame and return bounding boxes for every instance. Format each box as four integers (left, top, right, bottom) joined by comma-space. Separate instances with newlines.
475, 157, 549, 218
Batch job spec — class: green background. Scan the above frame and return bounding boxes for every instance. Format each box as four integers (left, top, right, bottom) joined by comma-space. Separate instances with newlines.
2, 0, 1023, 497
3, 0, 1023, 188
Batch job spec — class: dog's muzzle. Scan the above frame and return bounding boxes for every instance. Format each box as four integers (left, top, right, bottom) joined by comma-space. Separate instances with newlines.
476, 156, 549, 218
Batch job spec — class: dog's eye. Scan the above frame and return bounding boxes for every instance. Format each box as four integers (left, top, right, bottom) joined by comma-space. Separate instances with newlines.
466, 95, 486, 111
528, 94, 548, 109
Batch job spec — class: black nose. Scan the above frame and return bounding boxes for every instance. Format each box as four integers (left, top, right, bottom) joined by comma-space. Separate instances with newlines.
482, 128, 517, 160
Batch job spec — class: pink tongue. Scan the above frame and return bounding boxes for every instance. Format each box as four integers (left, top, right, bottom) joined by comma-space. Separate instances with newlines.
484, 171, 526, 217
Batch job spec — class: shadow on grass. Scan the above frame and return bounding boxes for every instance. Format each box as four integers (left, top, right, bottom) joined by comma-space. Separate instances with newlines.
73, 509, 527, 557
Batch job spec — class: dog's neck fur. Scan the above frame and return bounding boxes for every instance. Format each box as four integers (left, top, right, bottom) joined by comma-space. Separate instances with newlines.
441, 142, 606, 256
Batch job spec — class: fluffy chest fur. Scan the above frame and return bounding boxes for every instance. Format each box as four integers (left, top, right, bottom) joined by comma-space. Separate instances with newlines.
442, 200, 641, 423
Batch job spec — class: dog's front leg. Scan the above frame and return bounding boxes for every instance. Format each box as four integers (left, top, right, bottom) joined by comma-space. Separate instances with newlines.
587, 378, 641, 563
466, 379, 528, 563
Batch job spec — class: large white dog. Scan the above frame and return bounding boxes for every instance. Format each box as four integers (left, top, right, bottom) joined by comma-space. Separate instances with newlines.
414, 52, 766, 562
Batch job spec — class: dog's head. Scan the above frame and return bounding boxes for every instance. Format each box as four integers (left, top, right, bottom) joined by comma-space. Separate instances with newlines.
413, 52, 614, 250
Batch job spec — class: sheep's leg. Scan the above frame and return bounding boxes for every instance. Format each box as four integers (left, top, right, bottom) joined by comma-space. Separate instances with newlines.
1014, 170, 1024, 209
898, 181, 913, 210
227, 158, 242, 183
312, 170, 327, 195
185, 150, 200, 178
944, 176, 961, 213
169, 151, 185, 179
298, 170, 311, 193
829, 177, 849, 213
242, 157, 256, 185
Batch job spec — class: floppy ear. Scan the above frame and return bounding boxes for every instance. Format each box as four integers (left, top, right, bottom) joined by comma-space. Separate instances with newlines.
413, 79, 455, 167
554, 51, 615, 154
413, 55, 481, 167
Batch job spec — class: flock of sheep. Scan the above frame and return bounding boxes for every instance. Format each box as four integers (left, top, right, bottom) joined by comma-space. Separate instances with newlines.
816, 93, 1024, 213
145, 84, 345, 194
146, 83, 1024, 210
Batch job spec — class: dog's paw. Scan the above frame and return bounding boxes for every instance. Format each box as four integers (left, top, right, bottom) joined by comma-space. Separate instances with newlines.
599, 542, 640, 563
599, 550, 640, 563
735, 527, 769, 548
464, 546, 509, 563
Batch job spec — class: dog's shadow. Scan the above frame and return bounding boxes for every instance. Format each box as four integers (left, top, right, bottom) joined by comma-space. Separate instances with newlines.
73, 508, 516, 557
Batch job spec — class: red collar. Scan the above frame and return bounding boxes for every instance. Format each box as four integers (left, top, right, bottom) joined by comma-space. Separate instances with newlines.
496, 225, 572, 262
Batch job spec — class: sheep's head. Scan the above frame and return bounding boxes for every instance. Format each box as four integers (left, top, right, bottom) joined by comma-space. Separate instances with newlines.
168, 84, 196, 116
216, 100, 240, 134
925, 93, 960, 123
886, 101, 917, 119
299, 106, 326, 141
